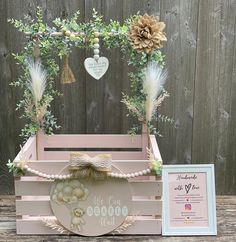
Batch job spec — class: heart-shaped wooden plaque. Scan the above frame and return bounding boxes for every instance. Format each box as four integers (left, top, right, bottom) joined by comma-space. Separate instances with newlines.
84, 57, 109, 80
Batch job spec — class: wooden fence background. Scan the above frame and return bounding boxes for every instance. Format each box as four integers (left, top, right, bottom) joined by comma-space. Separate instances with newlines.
0, 0, 235, 195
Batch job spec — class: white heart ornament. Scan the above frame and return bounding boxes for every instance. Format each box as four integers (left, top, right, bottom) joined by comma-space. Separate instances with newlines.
84, 57, 109, 80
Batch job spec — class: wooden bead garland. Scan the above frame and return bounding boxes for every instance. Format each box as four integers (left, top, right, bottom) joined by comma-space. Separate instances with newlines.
93, 32, 100, 61
17, 163, 152, 180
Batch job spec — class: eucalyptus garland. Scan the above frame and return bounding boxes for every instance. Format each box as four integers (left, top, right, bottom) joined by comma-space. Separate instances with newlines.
9, 7, 173, 140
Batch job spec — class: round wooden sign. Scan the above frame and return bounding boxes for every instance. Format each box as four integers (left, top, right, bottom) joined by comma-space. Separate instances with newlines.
50, 175, 132, 236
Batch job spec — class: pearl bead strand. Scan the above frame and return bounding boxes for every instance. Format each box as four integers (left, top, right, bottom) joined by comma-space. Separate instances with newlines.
17, 163, 151, 180
108, 168, 151, 179
17, 163, 72, 180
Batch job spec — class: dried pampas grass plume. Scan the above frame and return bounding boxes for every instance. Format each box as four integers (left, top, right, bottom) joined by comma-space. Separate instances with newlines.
27, 60, 47, 105
143, 61, 167, 122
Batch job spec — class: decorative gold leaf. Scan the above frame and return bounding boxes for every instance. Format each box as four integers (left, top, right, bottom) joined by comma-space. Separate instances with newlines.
41, 217, 70, 234
146, 147, 154, 161
112, 215, 137, 234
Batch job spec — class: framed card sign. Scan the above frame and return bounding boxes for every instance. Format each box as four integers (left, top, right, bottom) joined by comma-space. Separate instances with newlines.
162, 164, 217, 236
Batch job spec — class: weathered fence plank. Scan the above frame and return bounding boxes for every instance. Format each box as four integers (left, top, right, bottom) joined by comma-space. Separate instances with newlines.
192, 0, 222, 188
217, 0, 236, 194
192, 0, 236, 194
157, 0, 198, 166
0, 0, 236, 195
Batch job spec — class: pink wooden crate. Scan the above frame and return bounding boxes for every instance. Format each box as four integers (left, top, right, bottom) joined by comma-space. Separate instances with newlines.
14, 133, 162, 235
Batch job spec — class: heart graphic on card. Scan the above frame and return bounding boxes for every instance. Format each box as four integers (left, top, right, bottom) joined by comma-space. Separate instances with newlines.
185, 183, 192, 194
84, 57, 109, 80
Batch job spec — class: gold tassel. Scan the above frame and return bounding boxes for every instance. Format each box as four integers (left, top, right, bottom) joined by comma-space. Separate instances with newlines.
60, 54, 76, 84
33, 44, 40, 58
33, 38, 40, 58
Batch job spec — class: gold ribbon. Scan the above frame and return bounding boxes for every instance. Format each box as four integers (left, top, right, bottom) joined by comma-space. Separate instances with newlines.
69, 152, 112, 179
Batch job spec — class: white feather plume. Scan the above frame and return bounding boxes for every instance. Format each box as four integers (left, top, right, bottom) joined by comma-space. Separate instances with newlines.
27, 60, 47, 105
143, 61, 167, 122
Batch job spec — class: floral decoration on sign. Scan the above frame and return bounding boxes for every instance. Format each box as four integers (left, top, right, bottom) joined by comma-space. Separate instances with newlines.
51, 179, 89, 232
51, 179, 89, 204
112, 215, 137, 234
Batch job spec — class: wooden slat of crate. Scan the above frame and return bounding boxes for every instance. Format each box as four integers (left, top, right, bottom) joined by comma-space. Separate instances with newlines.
41, 151, 143, 160
16, 217, 161, 235
15, 178, 162, 197
120, 217, 161, 234
38, 134, 142, 148
15, 197, 162, 216
14, 136, 36, 161
14, 160, 151, 174
13, 134, 161, 163
149, 135, 162, 162
14, 134, 162, 235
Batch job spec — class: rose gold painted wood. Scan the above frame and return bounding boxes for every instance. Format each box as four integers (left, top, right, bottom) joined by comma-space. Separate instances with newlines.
132, 199, 162, 215
14, 134, 162, 235
141, 124, 149, 159
41, 151, 143, 160
149, 135, 162, 163
130, 180, 162, 196
38, 134, 142, 149
14, 136, 36, 162
15, 178, 162, 196
16, 217, 161, 234
15, 198, 161, 216
37, 131, 46, 160
120, 217, 161, 234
